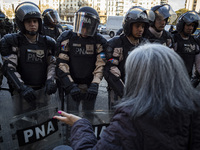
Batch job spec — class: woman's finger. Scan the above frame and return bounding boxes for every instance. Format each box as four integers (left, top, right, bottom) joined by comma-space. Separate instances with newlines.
53, 116, 67, 122
58, 110, 71, 117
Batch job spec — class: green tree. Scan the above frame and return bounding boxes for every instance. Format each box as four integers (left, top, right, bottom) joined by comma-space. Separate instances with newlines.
5, 8, 13, 19
39, 4, 51, 13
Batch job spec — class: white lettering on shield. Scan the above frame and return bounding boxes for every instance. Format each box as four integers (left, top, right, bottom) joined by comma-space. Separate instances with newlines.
23, 121, 55, 143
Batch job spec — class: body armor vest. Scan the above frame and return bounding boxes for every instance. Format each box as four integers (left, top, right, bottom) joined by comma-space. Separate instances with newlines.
68, 34, 97, 84
109, 35, 147, 81
174, 33, 199, 76
18, 35, 48, 86
144, 29, 173, 48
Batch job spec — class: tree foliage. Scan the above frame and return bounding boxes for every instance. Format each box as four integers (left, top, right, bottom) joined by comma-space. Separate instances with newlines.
176, 8, 189, 16
39, 4, 51, 13
4, 8, 13, 19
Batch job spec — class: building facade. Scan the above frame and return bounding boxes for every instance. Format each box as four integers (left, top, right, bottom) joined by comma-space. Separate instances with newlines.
185, 0, 200, 13
1, 0, 176, 25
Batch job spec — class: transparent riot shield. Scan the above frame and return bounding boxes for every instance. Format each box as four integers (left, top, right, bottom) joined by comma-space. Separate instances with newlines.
0, 76, 65, 150
58, 78, 114, 145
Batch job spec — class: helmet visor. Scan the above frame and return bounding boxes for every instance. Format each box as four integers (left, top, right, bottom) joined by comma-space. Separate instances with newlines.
74, 12, 99, 36
44, 10, 60, 24
15, 3, 41, 21
155, 4, 177, 24
126, 7, 155, 23
146, 10, 155, 22
181, 11, 200, 26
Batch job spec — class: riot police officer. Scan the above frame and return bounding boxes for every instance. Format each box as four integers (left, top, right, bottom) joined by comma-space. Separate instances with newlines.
0, 2, 57, 103
143, 4, 177, 48
42, 9, 63, 40
173, 11, 200, 87
56, 7, 107, 113
103, 6, 154, 109
4, 18, 13, 34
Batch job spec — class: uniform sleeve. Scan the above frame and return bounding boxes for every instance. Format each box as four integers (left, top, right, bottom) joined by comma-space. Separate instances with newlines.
1, 34, 24, 83
105, 37, 123, 78
47, 56, 56, 80
92, 35, 107, 84
103, 37, 124, 97
195, 38, 200, 74
56, 32, 74, 82
46, 37, 57, 80
195, 53, 200, 74
168, 33, 174, 49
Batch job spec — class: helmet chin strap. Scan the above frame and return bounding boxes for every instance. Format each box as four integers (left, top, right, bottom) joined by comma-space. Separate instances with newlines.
183, 31, 190, 37
127, 34, 140, 45
153, 26, 162, 32
131, 34, 140, 40
129, 29, 140, 40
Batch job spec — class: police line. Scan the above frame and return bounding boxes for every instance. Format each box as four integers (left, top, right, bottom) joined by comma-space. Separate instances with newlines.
0, 78, 113, 149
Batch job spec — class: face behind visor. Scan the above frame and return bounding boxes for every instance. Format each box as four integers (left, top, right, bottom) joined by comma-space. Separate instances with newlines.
123, 6, 155, 36
176, 11, 200, 34
15, 1, 42, 35
151, 4, 177, 27
42, 9, 60, 27
73, 7, 100, 37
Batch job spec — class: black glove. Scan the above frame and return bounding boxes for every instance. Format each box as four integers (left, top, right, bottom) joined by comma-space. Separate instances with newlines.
20, 85, 36, 104
86, 83, 99, 101
191, 71, 200, 88
104, 63, 124, 98
45, 79, 57, 95
56, 68, 73, 94
70, 84, 81, 101
191, 77, 200, 88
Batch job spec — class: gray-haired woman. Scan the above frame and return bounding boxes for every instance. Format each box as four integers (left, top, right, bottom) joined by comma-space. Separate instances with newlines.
53, 43, 200, 150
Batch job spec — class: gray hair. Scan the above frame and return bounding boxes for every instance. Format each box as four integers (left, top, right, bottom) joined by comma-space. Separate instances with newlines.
117, 43, 200, 118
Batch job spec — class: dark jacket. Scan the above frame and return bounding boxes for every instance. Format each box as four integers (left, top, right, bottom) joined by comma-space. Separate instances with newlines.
70, 105, 200, 150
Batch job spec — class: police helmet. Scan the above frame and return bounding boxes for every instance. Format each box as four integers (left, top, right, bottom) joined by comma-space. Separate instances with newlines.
15, 2, 42, 34
123, 6, 155, 36
42, 9, 60, 27
73, 7, 100, 36
176, 11, 200, 34
150, 4, 177, 26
